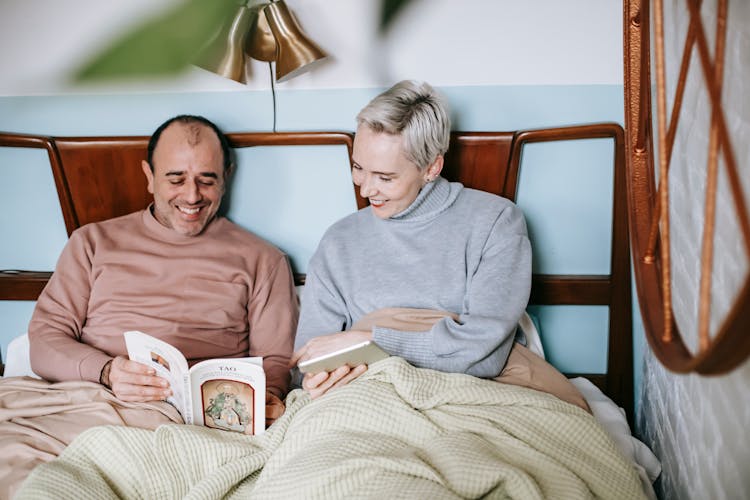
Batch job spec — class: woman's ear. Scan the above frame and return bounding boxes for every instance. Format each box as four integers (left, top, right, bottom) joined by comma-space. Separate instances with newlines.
425, 155, 444, 182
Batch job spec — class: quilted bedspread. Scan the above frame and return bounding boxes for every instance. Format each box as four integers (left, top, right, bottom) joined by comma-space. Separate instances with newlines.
17, 357, 645, 499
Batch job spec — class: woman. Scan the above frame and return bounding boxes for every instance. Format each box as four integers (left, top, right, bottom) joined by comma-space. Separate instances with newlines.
291, 80, 532, 399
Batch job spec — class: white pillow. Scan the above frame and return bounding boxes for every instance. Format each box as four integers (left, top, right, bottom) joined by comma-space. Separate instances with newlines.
3, 333, 40, 379
517, 310, 546, 359
571, 377, 661, 499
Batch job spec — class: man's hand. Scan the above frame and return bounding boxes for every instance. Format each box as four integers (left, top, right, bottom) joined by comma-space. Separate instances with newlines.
101, 355, 172, 402
265, 391, 285, 427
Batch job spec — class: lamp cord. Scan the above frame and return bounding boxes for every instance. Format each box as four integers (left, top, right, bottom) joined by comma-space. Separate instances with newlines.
268, 62, 277, 132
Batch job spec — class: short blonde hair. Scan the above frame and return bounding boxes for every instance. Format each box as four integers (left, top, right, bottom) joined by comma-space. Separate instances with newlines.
356, 80, 451, 170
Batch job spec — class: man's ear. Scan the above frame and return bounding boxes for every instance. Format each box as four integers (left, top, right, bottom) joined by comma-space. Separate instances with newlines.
141, 160, 155, 194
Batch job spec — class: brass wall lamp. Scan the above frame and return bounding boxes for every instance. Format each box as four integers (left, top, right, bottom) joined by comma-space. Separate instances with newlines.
197, 0, 327, 83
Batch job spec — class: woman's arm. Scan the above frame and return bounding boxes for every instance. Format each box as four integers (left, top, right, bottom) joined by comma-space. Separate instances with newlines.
293, 259, 351, 352
372, 205, 532, 378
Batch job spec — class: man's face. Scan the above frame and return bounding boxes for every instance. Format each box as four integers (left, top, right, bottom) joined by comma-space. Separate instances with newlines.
351, 126, 435, 219
141, 122, 227, 236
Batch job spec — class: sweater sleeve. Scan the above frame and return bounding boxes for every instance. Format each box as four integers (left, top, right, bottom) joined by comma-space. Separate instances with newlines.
293, 252, 350, 353
372, 204, 532, 378
289, 243, 351, 388
28, 230, 114, 383
247, 254, 299, 399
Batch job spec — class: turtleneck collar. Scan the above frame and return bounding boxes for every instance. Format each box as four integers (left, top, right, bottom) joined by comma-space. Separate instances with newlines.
387, 176, 461, 222
141, 203, 223, 244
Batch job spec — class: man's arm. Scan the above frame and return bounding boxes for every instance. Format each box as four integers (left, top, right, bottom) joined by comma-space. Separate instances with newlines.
28, 230, 113, 382
29, 228, 186, 402
247, 254, 299, 400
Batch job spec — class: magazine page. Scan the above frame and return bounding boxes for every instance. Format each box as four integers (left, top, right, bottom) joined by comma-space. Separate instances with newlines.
188, 357, 265, 435
123, 330, 191, 420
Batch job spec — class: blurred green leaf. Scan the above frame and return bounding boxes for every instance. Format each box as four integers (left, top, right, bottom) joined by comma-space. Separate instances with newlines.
379, 0, 414, 34
76, 0, 241, 81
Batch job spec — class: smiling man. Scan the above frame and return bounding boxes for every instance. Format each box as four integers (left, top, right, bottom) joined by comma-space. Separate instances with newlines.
28, 115, 298, 421
142, 117, 227, 237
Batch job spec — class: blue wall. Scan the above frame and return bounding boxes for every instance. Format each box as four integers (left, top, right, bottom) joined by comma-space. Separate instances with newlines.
0, 84, 645, 406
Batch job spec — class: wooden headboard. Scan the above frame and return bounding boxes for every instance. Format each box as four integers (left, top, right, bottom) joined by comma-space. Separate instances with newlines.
0, 123, 632, 419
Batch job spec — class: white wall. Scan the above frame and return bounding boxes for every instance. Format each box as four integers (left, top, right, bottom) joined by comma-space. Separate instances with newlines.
0, 0, 622, 96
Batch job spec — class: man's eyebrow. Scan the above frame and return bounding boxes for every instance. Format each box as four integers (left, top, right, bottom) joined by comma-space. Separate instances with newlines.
165, 170, 219, 179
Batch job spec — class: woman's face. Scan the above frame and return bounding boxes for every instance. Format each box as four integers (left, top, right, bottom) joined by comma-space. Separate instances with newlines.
351, 126, 437, 219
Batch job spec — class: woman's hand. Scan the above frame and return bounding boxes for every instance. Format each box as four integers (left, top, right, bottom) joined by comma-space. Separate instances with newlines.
291, 330, 372, 399
302, 364, 368, 399
290, 330, 372, 367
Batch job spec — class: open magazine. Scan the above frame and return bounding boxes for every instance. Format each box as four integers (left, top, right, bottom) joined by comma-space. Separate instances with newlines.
124, 330, 265, 435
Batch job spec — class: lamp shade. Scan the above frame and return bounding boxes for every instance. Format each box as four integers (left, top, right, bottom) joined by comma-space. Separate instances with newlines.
195, 5, 255, 83
249, 0, 327, 82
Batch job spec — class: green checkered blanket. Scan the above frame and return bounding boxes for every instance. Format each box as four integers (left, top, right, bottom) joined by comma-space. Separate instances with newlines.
17, 357, 645, 499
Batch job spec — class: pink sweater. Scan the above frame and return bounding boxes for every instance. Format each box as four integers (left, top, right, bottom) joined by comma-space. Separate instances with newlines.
29, 209, 299, 398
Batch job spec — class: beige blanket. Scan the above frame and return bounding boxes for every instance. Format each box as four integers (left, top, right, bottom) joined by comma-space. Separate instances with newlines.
0, 377, 182, 500
17, 357, 645, 499
353, 307, 590, 412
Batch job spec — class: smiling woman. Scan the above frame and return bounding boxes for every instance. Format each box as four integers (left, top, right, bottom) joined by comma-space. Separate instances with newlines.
351, 127, 440, 219
292, 80, 537, 400
349, 82, 449, 219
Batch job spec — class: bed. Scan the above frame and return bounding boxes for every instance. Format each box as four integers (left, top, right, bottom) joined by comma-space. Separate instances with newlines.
0, 124, 659, 499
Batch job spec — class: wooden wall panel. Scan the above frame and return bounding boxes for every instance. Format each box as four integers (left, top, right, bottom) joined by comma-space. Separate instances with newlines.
0, 126, 632, 420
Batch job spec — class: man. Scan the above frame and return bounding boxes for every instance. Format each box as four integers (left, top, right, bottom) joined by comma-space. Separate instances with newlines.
0, 115, 297, 498
28, 114, 298, 419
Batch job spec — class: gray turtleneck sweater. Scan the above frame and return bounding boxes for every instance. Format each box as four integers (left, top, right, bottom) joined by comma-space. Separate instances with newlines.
295, 176, 531, 377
